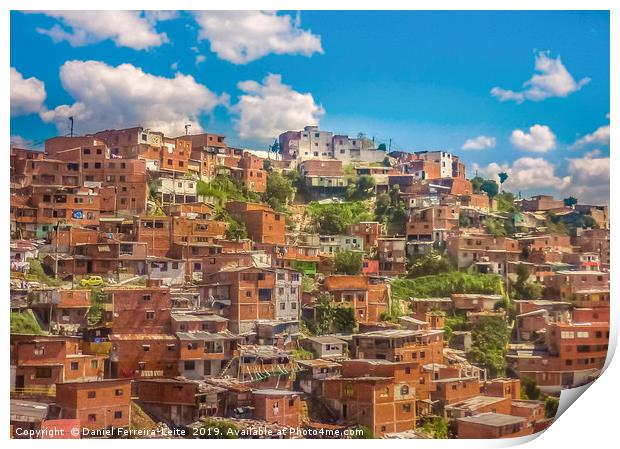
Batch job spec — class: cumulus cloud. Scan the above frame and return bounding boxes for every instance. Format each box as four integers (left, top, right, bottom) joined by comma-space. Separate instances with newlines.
510, 124, 556, 153
473, 157, 571, 192
491, 51, 590, 103
571, 124, 610, 149
194, 11, 323, 64
232, 74, 324, 140
31, 11, 172, 50
462, 135, 496, 150
565, 151, 610, 203
195, 55, 206, 65
11, 135, 34, 148
40, 60, 226, 136
11, 67, 47, 116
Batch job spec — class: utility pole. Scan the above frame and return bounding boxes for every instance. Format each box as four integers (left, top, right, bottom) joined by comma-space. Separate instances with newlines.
54, 220, 60, 280
69, 117, 74, 137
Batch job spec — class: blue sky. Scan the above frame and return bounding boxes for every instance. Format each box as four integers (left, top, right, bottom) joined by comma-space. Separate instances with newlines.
10, 10, 610, 203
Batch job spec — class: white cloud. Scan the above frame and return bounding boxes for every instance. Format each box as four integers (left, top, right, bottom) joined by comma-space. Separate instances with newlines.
462, 135, 496, 150
193, 11, 323, 64
10, 67, 47, 116
565, 151, 610, 204
31, 11, 172, 50
510, 124, 556, 153
11, 135, 34, 148
571, 125, 610, 149
195, 55, 206, 65
473, 157, 571, 192
491, 51, 590, 103
40, 60, 226, 136
232, 74, 324, 141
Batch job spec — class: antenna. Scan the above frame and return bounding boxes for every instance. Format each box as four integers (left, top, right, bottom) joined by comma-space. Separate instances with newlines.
69, 116, 74, 137
184, 124, 191, 135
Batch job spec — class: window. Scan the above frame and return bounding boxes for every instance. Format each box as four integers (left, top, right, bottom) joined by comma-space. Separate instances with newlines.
114, 411, 123, 419
291, 303, 297, 310
142, 345, 150, 352
70, 362, 79, 371
167, 344, 176, 351
115, 389, 124, 396
280, 303, 286, 310
91, 360, 98, 369
83, 148, 91, 155
401, 385, 410, 395
403, 403, 412, 412
143, 294, 151, 301
88, 391, 96, 399
35, 367, 52, 378
146, 311, 155, 320
184, 361, 196, 371
88, 414, 96, 422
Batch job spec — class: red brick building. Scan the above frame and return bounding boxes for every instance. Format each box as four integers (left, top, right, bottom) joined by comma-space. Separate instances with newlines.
55, 379, 131, 431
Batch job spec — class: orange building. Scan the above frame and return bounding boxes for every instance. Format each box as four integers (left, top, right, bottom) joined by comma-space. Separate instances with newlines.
252, 389, 301, 428
55, 379, 131, 431
226, 201, 286, 245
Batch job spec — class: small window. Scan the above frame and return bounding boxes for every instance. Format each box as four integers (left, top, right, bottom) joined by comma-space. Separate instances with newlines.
114, 411, 123, 419
146, 311, 155, 320
88, 414, 96, 422
88, 391, 96, 399
143, 294, 151, 301
70, 362, 79, 371
115, 389, 124, 396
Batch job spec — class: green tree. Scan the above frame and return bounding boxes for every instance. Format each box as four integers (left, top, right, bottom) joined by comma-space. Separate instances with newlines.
498, 172, 509, 187
520, 376, 542, 400
407, 251, 454, 278
480, 179, 499, 199
544, 396, 560, 418
347, 175, 376, 201
225, 219, 248, 241
496, 191, 517, 213
484, 217, 507, 236
563, 196, 578, 207
197, 420, 239, 439
264, 171, 295, 210
422, 417, 449, 439
468, 317, 509, 377
511, 264, 542, 300
334, 250, 363, 275
333, 307, 356, 333
471, 176, 485, 193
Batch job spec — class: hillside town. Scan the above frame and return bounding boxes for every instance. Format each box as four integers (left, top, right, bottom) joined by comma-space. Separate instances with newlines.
9, 124, 610, 439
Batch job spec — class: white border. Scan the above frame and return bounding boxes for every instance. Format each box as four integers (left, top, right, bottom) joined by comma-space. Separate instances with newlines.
3, 2, 617, 448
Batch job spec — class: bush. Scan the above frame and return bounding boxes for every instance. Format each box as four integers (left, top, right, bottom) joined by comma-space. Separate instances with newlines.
334, 250, 363, 275
10, 311, 44, 335
391, 272, 503, 303
197, 420, 239, 439
545, 396, 560, 418
351, 425, 374, 439
306, 201, 373, 235
407, 251, 454, 278
467, 317, 509, 378
422, 417, 449, 439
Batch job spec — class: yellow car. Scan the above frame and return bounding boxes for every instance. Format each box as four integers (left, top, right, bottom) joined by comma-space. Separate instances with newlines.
80, 275, 104, 287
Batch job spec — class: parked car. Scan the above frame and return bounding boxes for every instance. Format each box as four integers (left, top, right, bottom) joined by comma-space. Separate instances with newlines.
80, 275, 104, 287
